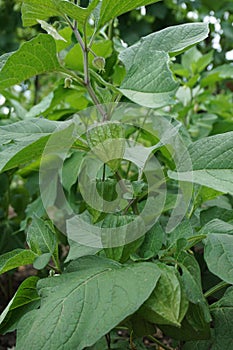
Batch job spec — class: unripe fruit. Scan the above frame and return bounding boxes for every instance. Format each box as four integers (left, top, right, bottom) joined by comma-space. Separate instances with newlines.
64, 77, 72, 88
92, 56, 106, 72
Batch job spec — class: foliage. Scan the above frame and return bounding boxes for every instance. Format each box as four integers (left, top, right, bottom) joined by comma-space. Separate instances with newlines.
0, 1, 233, 349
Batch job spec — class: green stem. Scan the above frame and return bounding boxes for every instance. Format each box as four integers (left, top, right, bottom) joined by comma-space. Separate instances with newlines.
147, 335, 174, 350
204, 281, 229, 298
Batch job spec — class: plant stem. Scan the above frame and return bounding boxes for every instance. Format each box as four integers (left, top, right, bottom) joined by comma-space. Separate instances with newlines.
102, 163, 106, 181
105, 333, 111, 350
204, 281, 229, 298
65, 16, 108, 120
147, 335, 174, 350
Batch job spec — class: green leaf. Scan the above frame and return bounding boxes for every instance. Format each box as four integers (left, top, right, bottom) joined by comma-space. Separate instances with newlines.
200, 219, 233, 236
177, 252, 209, 316
65, 239, 100, 262
21, 0, 99, 27
103, 215, 144, 263
200, 207, 233, 226
167, 220, 194, 247
0, 34, 61, 90
0, 249, 37, 275
65, 40, 112, 71
131, 223, 165, 261
26, 216, 57, 255
62, 151, 84, 193
119, 23, 209, 107
97, 0, 161, 28
161, 303, 211, 341
204, 234, 233, 284
183, 341, 212, 350
209, 287, 233, 350
25, 92, 54, 119
0, 118, 72, 172
168, 131, 233, 195
16, 256, 161, 350
33, 253, 52, 270
140, 263, 189, 327
0, 276, 40, 334
120, 50, 178, 108
37, 20, 67, 41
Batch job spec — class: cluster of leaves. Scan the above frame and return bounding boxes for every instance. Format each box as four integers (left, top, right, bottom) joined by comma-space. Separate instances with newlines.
0, 1, 233, 349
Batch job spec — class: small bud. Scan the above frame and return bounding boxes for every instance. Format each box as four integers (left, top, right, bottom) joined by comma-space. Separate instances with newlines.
64, 77, 72, 88
92, 56, 106, 72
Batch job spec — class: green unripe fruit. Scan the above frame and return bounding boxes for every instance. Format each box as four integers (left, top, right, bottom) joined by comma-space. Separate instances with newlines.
64, 77, 72, 88
92, 56, 106, 72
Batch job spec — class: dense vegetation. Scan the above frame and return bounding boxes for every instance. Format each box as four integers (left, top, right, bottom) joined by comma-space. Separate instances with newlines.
0, 1, 233, 349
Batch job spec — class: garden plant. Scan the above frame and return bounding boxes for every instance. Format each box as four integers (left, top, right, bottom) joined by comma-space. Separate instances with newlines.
0, 0, 233, 349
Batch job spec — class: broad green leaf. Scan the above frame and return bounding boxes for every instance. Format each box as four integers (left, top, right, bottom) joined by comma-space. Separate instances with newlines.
0, 249, 37, 275
62, 151, 84, 193
120, 50, 178, 108
131, 223, 165, 261
103, 215, 144, 263
200, 207, 233, 226
200, 219, 233, 236
0, 118, 60, 145
161, 303, 211, 341
0, 34, 61, 90
0, 118, 72, 172
169, 131, 233, 195
16, 256, 161, 350
26, 216, 57, 255
208, 287, 233, 350
140, 263, 189, 327
33, 253, 52, 270
177, 252, 209, 316
97, 0, 161, 28
204, 234, 233, 284
167, 220, 194, 246
65, 239, 100, 262
119, 23, 209, 107
0, 276, 40, 334
21, 0, 99, 27
25, 92, 54, 119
